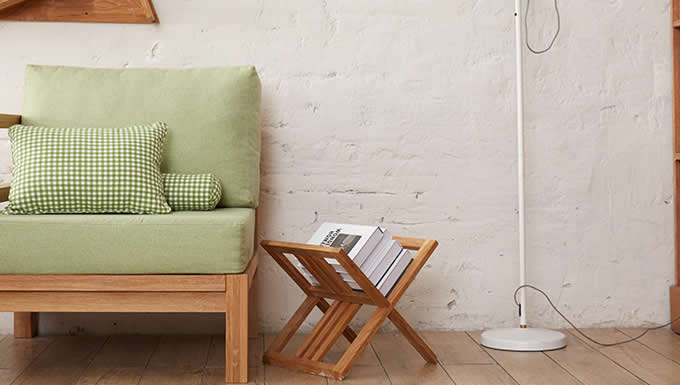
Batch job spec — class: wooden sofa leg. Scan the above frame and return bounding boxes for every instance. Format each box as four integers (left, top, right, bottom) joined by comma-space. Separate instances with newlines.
226, 274, 249, 383
249, 270, 259, 338
14, 312, 38, 338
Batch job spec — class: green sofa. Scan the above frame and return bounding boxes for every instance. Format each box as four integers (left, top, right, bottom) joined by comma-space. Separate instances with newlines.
0, 65, 261, 384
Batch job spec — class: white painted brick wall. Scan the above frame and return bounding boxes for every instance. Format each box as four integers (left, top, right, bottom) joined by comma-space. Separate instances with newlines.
0, 0, 674, 335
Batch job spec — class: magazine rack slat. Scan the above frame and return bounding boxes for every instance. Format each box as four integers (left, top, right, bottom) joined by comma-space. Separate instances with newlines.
261, 236, 438, 380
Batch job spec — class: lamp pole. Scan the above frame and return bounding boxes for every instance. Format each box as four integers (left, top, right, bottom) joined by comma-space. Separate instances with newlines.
479, 0, 566, 351
514, 0, 527, 329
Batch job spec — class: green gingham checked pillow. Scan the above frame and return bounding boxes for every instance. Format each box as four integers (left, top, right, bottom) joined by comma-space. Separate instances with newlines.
5, 122, 171, 215
162, 173, 222, 211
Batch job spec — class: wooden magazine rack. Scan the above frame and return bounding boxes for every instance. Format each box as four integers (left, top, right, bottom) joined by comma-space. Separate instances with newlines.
260, 236, 439, 380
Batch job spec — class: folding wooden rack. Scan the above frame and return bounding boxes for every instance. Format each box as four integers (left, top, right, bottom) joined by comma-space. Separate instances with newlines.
260, 236, 438, 380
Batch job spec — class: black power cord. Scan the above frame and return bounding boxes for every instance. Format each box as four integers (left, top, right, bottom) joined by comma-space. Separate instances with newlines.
525, 0, 560, 54
514, 284, 680, 347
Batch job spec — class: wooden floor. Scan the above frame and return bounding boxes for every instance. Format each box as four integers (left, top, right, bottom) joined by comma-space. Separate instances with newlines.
0, 328, 679, 384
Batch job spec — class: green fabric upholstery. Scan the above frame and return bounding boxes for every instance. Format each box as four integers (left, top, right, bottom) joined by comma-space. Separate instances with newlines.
21, 65, 261, 208
0, 208, 255, 274
7, 66, 261, 274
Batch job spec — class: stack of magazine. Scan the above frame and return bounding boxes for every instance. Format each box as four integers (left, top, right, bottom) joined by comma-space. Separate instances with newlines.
298, 223, 412, 296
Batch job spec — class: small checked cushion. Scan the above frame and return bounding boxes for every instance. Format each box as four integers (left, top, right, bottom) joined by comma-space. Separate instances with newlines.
162, 173, 222, 211
5, 122, 171, 215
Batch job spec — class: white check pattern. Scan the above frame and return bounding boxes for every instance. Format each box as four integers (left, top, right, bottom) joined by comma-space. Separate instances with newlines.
5, 122, 171, 215
162, 173, 222, 211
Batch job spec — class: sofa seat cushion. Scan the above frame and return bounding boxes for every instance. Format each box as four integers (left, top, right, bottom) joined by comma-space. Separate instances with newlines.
0, 208, 254, 274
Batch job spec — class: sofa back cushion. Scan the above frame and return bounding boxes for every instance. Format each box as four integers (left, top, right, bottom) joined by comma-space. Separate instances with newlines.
21, 65, 261, 208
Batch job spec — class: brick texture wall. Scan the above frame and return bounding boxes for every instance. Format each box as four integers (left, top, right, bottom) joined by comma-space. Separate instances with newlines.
0, 0, 674, 335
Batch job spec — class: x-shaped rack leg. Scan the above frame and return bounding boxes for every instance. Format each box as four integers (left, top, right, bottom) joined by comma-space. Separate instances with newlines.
266, 296, 357, 355
264, 295, 437, 380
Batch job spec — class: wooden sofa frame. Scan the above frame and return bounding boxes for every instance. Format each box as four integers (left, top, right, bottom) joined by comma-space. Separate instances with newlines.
0, 113, 259, 384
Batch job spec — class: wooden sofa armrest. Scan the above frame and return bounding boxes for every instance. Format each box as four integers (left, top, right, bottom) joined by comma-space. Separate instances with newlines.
0, 113, 21, 128
0, 183, 9, 202
0, 114, 17, 202
0, 114, 15, 203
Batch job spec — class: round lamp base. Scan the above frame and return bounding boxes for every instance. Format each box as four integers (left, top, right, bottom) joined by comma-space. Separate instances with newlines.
480, 328, 567, 351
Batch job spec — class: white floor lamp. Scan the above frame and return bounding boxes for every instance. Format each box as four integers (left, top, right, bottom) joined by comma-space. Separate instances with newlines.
480, 0, 567, 351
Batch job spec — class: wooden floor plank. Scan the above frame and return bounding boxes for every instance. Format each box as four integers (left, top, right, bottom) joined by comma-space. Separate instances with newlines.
203, 336, 265, 384
202, 367, 265, 385
618, 327, 680, 364
263, 335, 328, 385
73, 335, 159, 385
0, 336, 52, 385
0, 368, 13, 384
16, 336, 105, 366
11, 336, 107, 385
74, 367, 145, 385
137, 335, 211, 384
545, 331, 645, 385
266, 365, 328, 385
146, 335, 211, 370
422, 331, 494, 365
322, 334, 381, 367
371, 333, 453, 385
137, 367, 204, 385
570, 328, 680, 385
443, 364, 518, 385
206, 335, 264, 369
468, 331, 583, 385
88, 335, 159, 368
5, 329, 680, 385
421, 331, 515, 385
327, 365, 391, 385
0, 337, 52, 370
